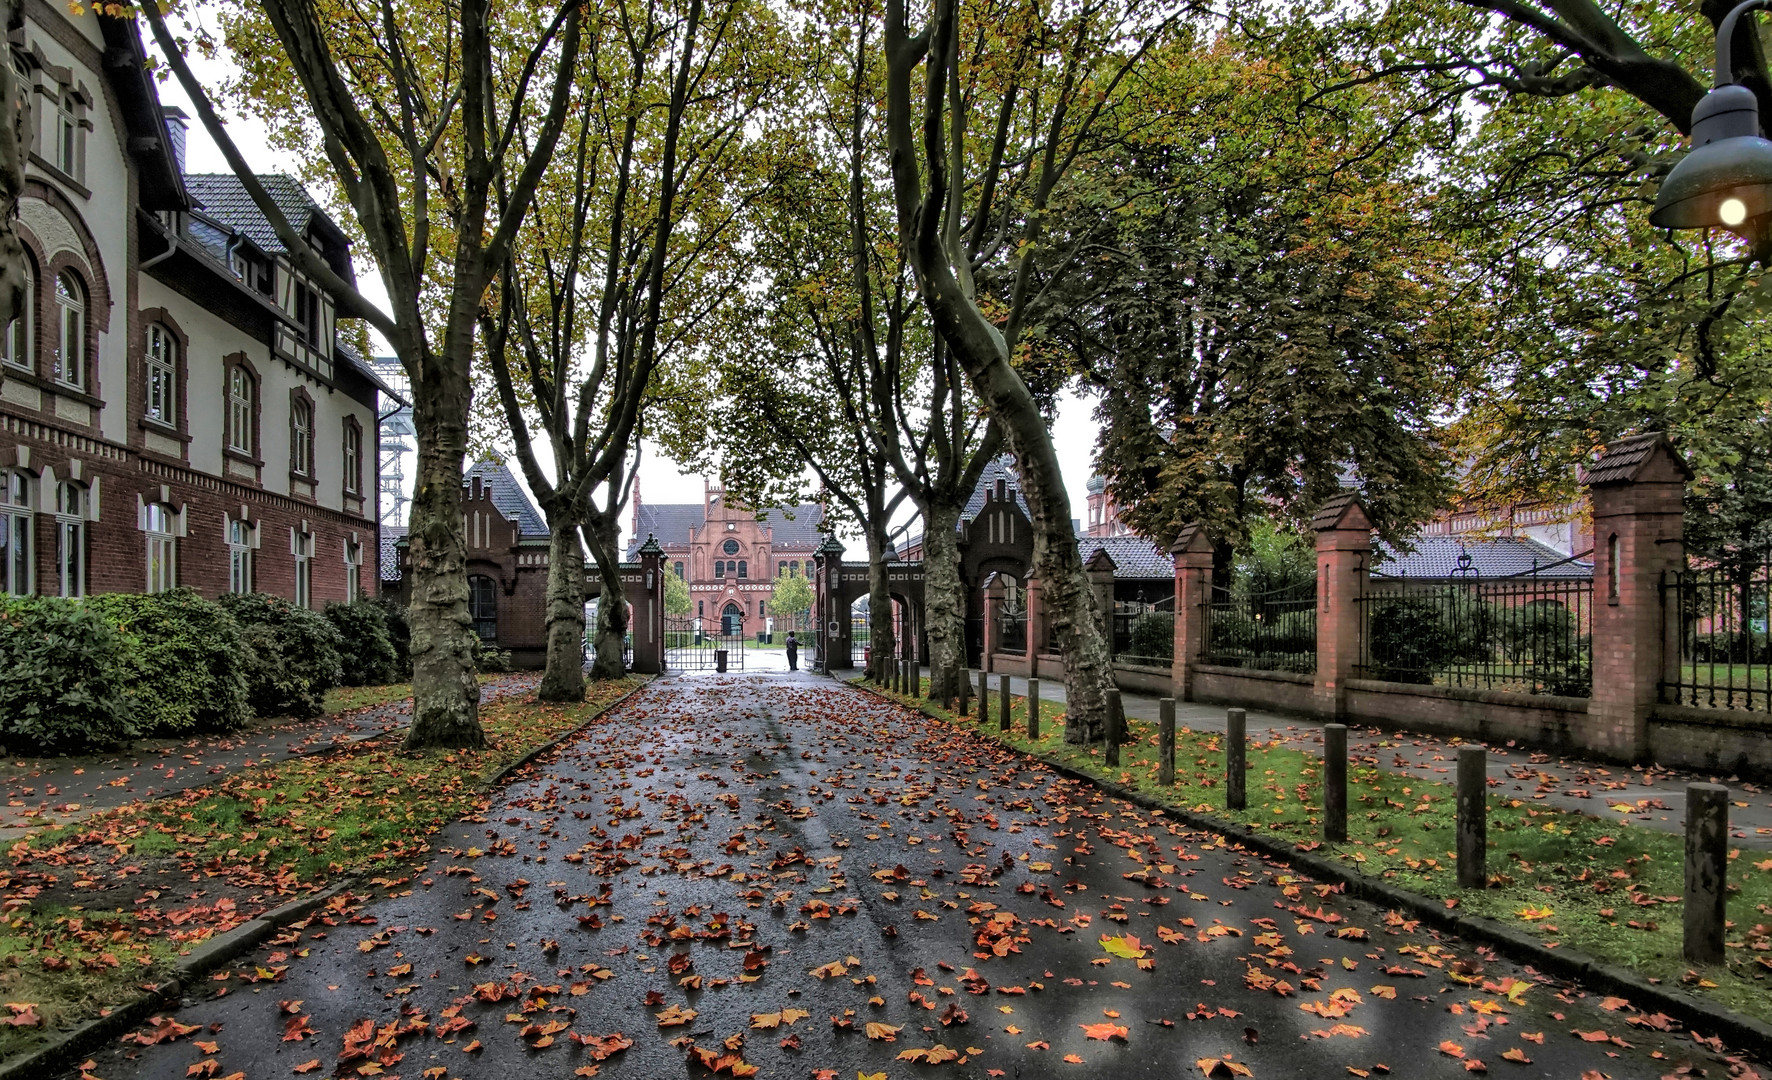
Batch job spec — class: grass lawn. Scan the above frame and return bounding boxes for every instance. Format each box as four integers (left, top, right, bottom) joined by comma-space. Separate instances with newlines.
0, 676, 641, 1060
859, 675, 1772, 1030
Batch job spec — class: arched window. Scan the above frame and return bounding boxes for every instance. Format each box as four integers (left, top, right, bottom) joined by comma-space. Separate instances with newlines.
3, 260, 33, 372
714, 559, 724, 577
721, 601, 743, 635
143, 503, 177, 593
342, 420, 362, 495
53, 271, 85, 390
227, 365, 254, 455
0, 469, 32, 596
290, 394, 313, 476
469, 574, 498, 640
54, 480, 85, 598
227, 518, 254, 594
145, 324, 177, 426
673, 561, 684, 579
737, 560, 747, 579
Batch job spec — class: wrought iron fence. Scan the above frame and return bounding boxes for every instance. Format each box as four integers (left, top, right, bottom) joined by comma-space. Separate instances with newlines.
1112, 600, 1173, 667
1359, 551, 1592, 696
1206, 578, 1317, 673
997, 592, 1027, 655
1662, 555, 1772, 710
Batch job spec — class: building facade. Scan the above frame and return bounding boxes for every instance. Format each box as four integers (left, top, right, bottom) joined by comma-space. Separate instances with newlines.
2, 5, 388, 607
628, 481, 825, 632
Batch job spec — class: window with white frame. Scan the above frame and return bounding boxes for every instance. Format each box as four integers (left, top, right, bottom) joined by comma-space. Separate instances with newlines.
53, 272, 84, 391
144, 503, 177, 593
342, 421, 361, 495
291, 396, 313, 476
227, 518, 254, 594
146, 324, 177, 426
0, 470, 32, 596
292, 529, 313, 608
3, 260, 32, 372
344, 538, 362, 602
54, 480, 85, 598
227, 365, 253, 455
55, 91, 80, 179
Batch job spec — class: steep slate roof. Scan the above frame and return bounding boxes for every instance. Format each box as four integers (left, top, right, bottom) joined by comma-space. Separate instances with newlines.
466, 460, 548, 538
1581, 432, 1693, 485
1078, 536, 1175, 580
960, 455, 1031, 522
626, 501, 826, 559
1373, 537, 1591, 580
183, 174, 327, 255
379, 526, 406, 582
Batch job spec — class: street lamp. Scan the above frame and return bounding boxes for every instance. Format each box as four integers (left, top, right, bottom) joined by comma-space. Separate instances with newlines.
1650, 0, 1772, 233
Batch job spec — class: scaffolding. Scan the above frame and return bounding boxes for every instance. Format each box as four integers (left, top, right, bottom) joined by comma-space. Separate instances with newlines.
373, 356, 412, 530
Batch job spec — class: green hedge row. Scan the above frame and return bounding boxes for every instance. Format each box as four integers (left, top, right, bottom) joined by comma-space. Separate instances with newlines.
0, 590, 410, 755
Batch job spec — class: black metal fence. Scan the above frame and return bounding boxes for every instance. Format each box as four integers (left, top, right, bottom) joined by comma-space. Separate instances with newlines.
1206, 578, 1317, 673
1112, 600, 1173, 667
998, 595, 1027, 655
1359, 553, 1592, 695
663, 616, 748, 670
1662, 555, 1772, 710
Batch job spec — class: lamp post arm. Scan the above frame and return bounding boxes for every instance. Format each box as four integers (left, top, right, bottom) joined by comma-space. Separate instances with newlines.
1715, 0, 1772, 85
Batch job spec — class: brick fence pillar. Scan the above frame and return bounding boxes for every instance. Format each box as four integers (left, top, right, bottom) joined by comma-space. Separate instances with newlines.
631, 535, 666, 674
1585, 433, 1691, 762
982, 574, 1004, 674
1085, 548, 1118, 658
1170, 524, 1214, 701
1313, 492, 1373, 722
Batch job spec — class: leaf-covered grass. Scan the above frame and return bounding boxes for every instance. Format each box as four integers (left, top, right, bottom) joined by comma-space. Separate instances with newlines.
860, 675, 1772, 1029
0, 677, 641, 1060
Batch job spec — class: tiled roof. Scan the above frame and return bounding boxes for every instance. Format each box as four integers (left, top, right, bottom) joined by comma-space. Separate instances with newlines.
183, 173, 324, 255
466, 460, 549, 538
1373, 537, 1591, 580
625, 502, 826, 559
961, 455, 1030, 523
1077, 535, 1175, 580
379, 526, 406, 582
1581, 432, 1693, 486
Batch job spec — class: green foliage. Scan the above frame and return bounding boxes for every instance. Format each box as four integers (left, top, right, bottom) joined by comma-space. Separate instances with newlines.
324, 600, 400, 686
85, 589, 250, 736
1124, 612, 1173, 663
0, 597, 136, 752
665, 569, 692, 616
769, 572, 814, 620
1363, 592, 1487, 684
471, 635, 513, 674
217, 593, 344, 719
366, 595, 412, 677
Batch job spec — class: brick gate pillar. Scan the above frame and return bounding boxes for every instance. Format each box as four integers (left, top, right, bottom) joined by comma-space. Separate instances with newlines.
1085, 548, 1118, 658
982, 574, 1004, 674
814, 537, 848, 672
1170, 524, 1214, 701
1313, 493, 1373, 721
1585, 434, 1691, 762
632, 535, 666, 674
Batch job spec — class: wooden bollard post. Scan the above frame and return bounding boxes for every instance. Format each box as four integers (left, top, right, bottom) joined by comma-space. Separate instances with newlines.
999, 674, 1012, 732
1323, 723, 1347, 842
1104, 689, 1122, 767
1225, 708, 1247, 811
957, 668, 969, 714
906, 658, 918, 699
1027, 679, 1041, 740
1457, 745, 1487, 889
976, 669, 989, 721
1159, 698, 1176, 786
1685, 783, 1730, 964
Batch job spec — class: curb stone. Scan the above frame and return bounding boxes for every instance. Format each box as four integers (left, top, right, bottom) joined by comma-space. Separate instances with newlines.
0, 677, 652, 1079
848, 678, 1772, 1063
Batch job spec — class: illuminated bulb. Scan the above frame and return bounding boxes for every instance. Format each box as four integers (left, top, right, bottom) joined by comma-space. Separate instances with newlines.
1721, 196, 1749, 226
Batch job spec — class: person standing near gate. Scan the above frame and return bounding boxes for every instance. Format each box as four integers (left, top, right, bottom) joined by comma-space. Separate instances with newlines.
785, 631, 799, 671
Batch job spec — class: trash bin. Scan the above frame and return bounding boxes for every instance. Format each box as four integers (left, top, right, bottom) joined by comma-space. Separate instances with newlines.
715, 649, 728, 673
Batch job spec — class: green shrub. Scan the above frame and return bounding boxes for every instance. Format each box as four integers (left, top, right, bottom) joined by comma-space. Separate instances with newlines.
1124, 612, 1174, 663
217, 593, 344, 718
366, 595, 412, 677
325, 600, 400, 686
471, 635, 513, 673
86, 589, 250, 735
0, 596, 136, 752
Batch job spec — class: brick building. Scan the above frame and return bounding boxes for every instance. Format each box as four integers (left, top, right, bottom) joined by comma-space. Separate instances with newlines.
626, 480, 825, 632
1, 7, 391, 607
380, 460, 552, 667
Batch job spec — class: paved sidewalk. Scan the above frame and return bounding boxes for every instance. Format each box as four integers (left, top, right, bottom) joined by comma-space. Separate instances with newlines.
950, 669, 1772, 847
0, 672, 540, 833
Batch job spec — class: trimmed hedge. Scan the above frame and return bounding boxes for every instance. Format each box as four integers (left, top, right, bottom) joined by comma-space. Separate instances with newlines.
86, 589, 251, 735
218, 593, 344, 719
326, 600, 400, 686
0, 596, 137, 752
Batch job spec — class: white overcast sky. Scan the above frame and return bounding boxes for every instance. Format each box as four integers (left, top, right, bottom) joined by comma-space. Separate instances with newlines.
149, 36, 1107, 551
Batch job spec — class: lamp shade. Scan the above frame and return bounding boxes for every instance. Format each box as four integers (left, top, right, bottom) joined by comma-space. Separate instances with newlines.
1651, 83, 1772, 230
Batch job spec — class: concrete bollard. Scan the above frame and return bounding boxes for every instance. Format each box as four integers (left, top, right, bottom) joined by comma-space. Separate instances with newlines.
1104, 689, 1122, 767
977, 669, 989, 721
1226, 708, 1247, 811
1457, 745, 1487, 889
1323, 723, 1347, 842
715, 649, 728, 674
1027, 679, 1041, 741
1684, 783, 1730, 964
1159, 698, 1176, 786
999, 674, 1012, 731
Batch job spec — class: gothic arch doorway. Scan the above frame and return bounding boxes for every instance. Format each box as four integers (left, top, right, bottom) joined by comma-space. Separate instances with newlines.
721, 601, 744, 636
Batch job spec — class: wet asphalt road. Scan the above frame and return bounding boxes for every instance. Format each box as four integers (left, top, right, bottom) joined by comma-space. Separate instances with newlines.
64, 669, 1761, 1079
